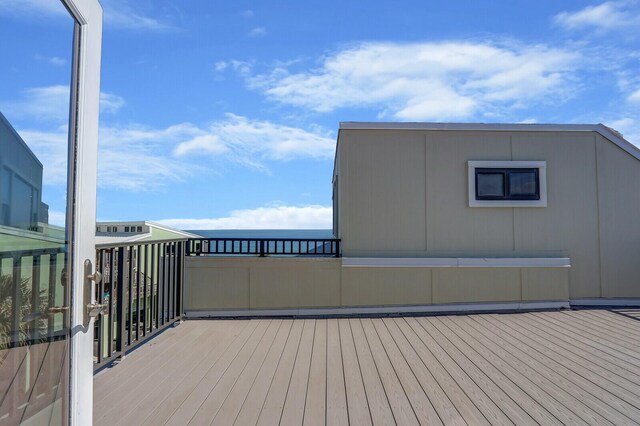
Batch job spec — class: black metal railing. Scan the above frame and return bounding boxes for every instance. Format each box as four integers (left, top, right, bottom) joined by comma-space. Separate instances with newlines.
93, 239, 186, 371
0, 247, 68, 350
187, 238, 341, 257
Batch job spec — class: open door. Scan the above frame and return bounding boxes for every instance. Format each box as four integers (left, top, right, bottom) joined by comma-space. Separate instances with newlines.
0, 1, 102, 424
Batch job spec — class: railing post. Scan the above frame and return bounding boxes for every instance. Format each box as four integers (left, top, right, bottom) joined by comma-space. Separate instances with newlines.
116, 247, 127, 356
11, 257, 21, 347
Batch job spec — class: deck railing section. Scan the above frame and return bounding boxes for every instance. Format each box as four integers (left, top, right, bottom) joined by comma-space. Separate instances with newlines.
0, 247, 67, 350
187, 238, 341, 257
93, 239, 185, 371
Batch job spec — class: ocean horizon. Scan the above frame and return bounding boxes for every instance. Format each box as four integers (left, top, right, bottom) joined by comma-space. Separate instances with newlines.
186, 229, 335, 239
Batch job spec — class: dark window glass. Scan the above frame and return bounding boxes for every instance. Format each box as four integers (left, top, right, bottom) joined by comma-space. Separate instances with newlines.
509, 171, 537, 196
476, 172, 505, 198
475, 168, 539, 201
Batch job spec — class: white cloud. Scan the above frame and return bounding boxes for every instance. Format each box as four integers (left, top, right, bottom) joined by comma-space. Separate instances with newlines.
18, 127, 69, 184
0, 0, 67, 16
15, 123, 199, 190
609, 117, 640, 146
0, 0, 171, 31
103, 1, 172, 31
99, 92, 126, 113
248, 27, 267, 37
554, 1, 639, 32
248, 41, 579, 121
156, 204, 332, 230
629, 88, 640, 103
47, 210, 66, 227
48, 57, 67, 66
174, 113, 335, 166
1, 85, 125, 121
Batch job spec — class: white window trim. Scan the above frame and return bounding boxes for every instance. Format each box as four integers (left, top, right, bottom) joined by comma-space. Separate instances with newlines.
468, 160, 547, 207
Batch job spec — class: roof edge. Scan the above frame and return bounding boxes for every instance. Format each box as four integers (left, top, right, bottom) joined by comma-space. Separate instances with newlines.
338, 122, 640, 161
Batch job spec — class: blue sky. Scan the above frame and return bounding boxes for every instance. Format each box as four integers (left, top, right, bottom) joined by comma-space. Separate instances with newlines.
1, 0, 639, 229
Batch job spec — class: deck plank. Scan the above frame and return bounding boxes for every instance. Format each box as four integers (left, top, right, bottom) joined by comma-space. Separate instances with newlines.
484, 314, 640, 422
392, 317, 491, 425
255, 320, 304, 425
325, 318, 348, 426
381, 318, 465, 425
339, 318, 372, 426
231, 320, 293, 426
280, 319, 316, 425
404, 317, 513, 426
420, 317, 538, 425
439, 316, 569, 426
94, 322, 211, 421
466, 315, 618, 425
122, 320, 248, 426
504, 312, 640, 379
160, 319, 263, 425
350, 318, 395, 425
92, 309, 640, 426
361, 318, 420, 426
211, 320, 291, 426
188, 320, 282, 425
303, 319, 326, 426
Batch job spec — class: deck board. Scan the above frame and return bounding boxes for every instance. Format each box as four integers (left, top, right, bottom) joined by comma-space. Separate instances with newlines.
93, 309, 640, 425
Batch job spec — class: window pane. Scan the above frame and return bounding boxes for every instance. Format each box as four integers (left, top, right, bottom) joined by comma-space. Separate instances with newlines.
509, 171, 537, 196
477, 172, 505, 197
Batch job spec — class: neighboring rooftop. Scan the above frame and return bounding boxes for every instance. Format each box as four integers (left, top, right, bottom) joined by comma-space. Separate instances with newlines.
95, 221, 198, 245
94, 309, 640, 425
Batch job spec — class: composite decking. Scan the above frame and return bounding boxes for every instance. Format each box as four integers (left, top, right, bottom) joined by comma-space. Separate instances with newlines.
93, 309, 640, 425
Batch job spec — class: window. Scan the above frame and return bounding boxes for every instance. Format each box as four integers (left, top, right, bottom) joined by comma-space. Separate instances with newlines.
124, 226, 129, 232
137, 226, 142, 232
468, 161, 546, 207
475, 168, 539, 201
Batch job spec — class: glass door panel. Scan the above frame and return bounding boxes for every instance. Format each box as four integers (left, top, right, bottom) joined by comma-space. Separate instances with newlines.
0, 1, 75, 424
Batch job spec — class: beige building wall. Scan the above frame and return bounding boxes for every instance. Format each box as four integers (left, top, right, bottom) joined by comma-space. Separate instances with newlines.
184, 257, 569, 313
336, 128, 640, 299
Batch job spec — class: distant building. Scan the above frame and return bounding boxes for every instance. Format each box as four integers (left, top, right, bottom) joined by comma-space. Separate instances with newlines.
95, 221, 198, 245
0, 112, 48, 231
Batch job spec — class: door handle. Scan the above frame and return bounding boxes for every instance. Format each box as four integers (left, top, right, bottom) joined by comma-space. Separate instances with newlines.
84, 259, 105, 326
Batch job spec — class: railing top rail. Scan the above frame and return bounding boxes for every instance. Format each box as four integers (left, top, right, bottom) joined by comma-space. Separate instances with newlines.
190, 237, 339, 242
0, 247, 66, 259
96, 238, 188, 249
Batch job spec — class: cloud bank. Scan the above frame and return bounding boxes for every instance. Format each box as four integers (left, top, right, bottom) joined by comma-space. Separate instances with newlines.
156, 204, 332, 230
248, 41, 580, 121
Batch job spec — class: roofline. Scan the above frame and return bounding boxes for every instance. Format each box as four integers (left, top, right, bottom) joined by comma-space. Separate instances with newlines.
338, 122, 640, 161
0, 112, 44, 168
96, 220, 200, 239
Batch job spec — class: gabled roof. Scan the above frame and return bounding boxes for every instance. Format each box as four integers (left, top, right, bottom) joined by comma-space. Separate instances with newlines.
338, 122, 640, 162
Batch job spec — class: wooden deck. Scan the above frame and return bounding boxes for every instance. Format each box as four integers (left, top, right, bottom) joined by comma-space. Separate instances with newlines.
93, 309, 640, 425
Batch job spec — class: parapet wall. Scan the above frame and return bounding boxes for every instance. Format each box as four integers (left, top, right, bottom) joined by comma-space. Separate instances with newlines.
184, 256, 571, 316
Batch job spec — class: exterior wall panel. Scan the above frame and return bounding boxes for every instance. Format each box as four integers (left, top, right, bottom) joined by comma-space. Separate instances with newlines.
596, 135, 640, 297
339, 130, 426, 253
511, 132, 600, 298
426, 131, 514, 252
432, 268, 521, 303
341, 267, 431, 306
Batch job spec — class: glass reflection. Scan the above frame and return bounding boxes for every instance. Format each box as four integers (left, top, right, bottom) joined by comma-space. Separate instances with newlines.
0, 1, 74, 424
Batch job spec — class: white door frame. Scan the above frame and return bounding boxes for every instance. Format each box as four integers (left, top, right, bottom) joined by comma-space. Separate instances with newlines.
61, 0, 103, 424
